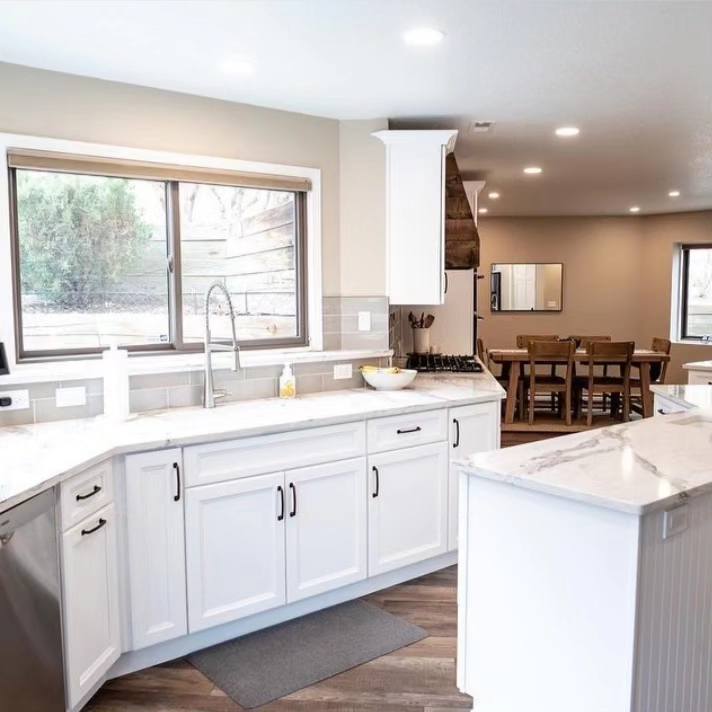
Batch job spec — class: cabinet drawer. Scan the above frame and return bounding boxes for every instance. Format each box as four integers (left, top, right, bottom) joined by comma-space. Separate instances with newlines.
60, 460, 114, 531
184, 421, 366, 487
654, 395, 688, 416
688, 370, 712, 386
367, 409, 447, 454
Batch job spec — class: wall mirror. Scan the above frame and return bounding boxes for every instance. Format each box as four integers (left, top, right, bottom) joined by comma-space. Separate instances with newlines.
490, 263, 563, 312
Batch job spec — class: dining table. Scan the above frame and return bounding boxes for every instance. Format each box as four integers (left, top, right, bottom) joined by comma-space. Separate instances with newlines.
487, 348, 671, 424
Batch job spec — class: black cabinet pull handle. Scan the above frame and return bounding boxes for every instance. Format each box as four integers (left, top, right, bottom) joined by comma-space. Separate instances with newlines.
289, 482, 297, 517
76, 484, 102, 501
372, 466, 379, 498
657, 408, 670, 415
397, 426, 422, 435
173, 462, 181, 502
81, 518, 106, 536
444, 272, 448, 294
453, 418, 460, 448
277, 485, 285, 521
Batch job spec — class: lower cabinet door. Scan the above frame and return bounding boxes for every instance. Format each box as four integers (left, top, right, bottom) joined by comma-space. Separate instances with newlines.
286, 457, 368, 602
368, 442, 449, 576
449, 401, 500, 550
62, 503, 120, 709
125, 449, 187, 650
185, 472, 286, 632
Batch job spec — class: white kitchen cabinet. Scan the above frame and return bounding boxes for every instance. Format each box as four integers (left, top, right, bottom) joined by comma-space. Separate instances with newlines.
125, 449, 187, 650
687, 370, 712, 385
62, 503, 120, 709
286, 458, 368, 602
185, 472, 286, 632
368, 441, 449, 576
373, 129, 458, 305
448, 402, 500, 550
653, 394, 688, 416
183, 421, 366, 487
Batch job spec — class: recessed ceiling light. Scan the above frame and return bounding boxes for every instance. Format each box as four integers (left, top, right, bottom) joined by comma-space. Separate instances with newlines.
555, 126, 580, 137
488, 191, 500, 200
478, 207, 488, 214
629, 206, 641, 213
668, 190, 681, 197
523, 166, 543, 175
220, 57, 254, 75
402, 27, 445, 46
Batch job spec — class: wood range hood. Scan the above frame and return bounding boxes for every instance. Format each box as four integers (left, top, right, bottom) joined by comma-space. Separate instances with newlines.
445, 153, 480, 270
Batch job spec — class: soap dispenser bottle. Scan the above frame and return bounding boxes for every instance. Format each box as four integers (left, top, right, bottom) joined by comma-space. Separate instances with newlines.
279, 363, 296, 399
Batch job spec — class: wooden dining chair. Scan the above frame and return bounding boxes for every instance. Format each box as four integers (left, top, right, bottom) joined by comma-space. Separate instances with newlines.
630, 337, 671, 415
476, 337, 487, 367
527, 339, 576, 426
568, 335, 611, 348
575, 341, 635, 426
516, 334, 560, 414
569, 335, 612, 407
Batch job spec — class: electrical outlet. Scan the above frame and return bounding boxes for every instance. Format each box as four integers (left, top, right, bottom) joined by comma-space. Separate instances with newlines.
333, 363, 353, 380
0, 389, 30, 411
358, 311, 371, 332
663, 504, 688, 540
56, 386, 87, 408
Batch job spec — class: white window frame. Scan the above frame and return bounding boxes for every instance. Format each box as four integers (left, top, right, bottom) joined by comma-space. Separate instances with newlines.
0, 133, 323, 370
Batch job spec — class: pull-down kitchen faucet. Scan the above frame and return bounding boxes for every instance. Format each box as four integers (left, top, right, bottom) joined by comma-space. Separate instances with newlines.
203, 281, 240, 408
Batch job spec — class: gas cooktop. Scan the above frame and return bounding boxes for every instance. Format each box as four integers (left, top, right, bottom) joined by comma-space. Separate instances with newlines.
405, 353, 483, 373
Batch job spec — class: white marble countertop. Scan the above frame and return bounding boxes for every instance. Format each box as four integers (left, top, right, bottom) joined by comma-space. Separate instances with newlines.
458, 410, 712, 515
683, 360, 712, 372
651, 384, 712, 410
0, 370, 504, 512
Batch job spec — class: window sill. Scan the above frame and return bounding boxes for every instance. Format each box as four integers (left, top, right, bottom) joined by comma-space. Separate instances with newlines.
0, 348, 393, 386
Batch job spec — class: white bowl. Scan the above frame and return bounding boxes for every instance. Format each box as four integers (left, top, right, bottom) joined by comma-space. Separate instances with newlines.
360, 368, 417, 391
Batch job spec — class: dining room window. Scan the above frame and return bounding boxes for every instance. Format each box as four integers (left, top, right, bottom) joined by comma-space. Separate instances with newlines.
8, 150, 310, 359
679, 244, 712, 341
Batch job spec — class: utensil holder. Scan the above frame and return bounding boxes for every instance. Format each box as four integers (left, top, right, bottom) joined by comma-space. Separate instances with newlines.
412, 328, 431, 354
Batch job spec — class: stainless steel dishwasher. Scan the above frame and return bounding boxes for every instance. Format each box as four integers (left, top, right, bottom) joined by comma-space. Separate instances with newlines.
0, 489, 66, 711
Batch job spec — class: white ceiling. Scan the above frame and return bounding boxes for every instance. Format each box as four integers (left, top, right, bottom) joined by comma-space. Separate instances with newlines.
2, 0, 712, 216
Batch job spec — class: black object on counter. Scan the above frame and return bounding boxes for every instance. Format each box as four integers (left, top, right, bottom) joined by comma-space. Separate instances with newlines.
405, 353, 483, 373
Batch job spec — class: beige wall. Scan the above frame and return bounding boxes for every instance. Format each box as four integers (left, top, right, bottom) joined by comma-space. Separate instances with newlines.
0, 62, 344, 294
338, 118, 387, 296
478, 212, 712, 383
640, 211, 712, 382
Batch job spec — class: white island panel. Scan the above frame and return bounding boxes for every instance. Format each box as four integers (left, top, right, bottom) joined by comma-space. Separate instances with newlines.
459, 474, 639, 712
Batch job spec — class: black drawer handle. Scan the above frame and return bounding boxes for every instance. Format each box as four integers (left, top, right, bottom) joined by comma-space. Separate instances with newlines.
81, 518, 106, 536
289, 482, 297, 517
396, 426, 422, 435
76, 485, 101, 501
372, 466, 379, 498
657, 408, 670, 415
453, 418, 460, 448
173, 462, 181, 502
277, 485, 285, 521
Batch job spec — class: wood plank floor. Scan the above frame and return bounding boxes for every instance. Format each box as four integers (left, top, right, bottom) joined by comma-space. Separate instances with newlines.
86, 566, 473, 712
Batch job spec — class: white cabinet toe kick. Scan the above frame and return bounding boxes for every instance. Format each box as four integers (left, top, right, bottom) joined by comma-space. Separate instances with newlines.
57, 401, 499, 711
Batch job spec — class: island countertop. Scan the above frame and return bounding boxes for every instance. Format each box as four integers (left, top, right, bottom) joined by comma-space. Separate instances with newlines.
0, 370, 504, 511
458, 409, 712, 514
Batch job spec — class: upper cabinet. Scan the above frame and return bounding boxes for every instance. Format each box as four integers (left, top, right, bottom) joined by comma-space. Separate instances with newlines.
373, 129, 458, 305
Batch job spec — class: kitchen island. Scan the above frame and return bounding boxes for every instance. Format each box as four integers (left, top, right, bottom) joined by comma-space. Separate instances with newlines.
456, 410, 712, 712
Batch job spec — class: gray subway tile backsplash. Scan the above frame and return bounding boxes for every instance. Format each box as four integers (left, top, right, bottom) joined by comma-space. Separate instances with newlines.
0, 296, 390, 426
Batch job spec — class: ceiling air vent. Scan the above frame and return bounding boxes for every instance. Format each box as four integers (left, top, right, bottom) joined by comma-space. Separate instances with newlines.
469, 120, 495, 133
